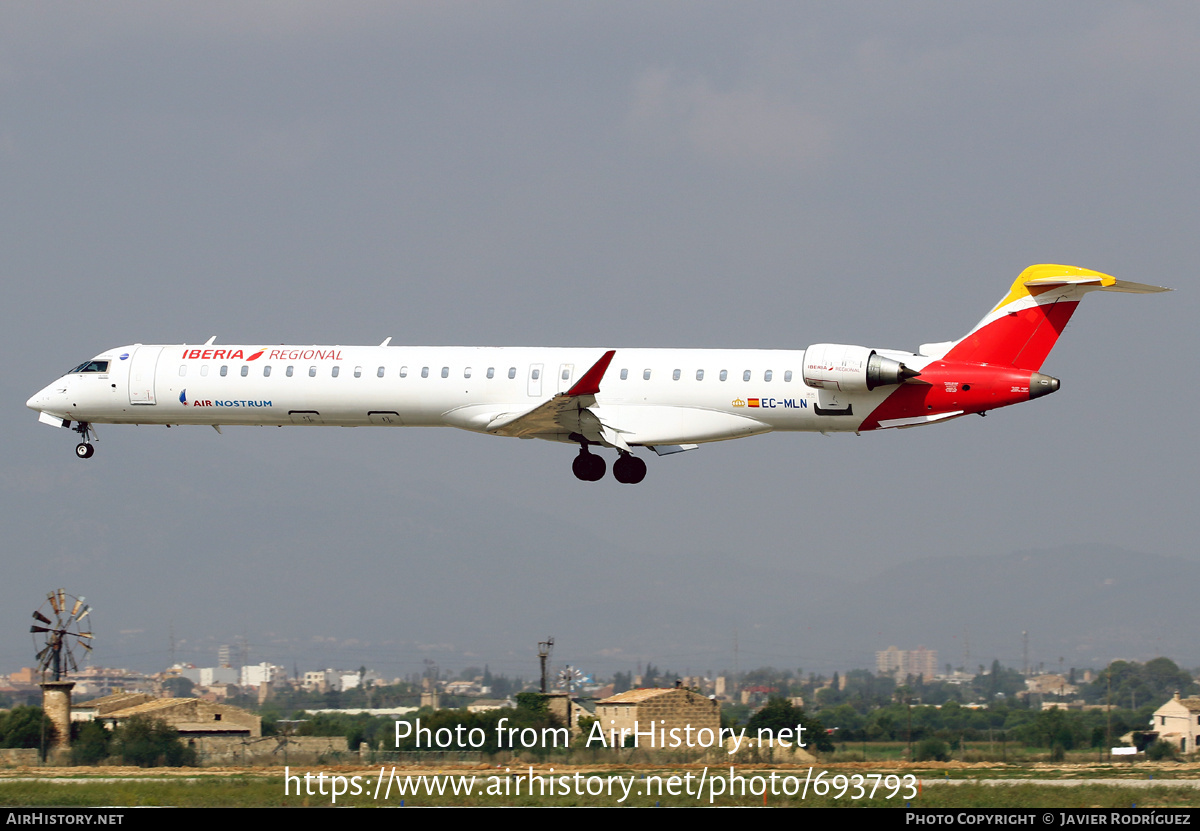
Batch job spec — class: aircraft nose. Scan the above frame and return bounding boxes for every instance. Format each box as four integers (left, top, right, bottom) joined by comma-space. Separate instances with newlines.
27, 382, 59, 411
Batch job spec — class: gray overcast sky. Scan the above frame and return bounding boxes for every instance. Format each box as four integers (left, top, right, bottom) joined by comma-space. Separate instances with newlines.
2, 2, 1195, 681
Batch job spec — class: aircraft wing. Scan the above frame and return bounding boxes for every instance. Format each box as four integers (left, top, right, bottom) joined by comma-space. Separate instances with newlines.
483, 348, 770, 450
486, 350, 615, 439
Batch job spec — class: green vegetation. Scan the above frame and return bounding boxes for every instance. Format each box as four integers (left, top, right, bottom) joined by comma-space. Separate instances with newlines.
746, 697, 834, 752
71, 720, 112, 765
111, 716, 198, 767
290, 692, 564, 756
1, 774, 1198, 808
915, 737, 950, 762
1081, 658, 1198, 709
0, 706, 50, 749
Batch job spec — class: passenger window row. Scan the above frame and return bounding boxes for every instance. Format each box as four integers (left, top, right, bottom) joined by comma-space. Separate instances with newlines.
177, 364, 796, 383
178, 364, 525, 380
618, 368, 794, 383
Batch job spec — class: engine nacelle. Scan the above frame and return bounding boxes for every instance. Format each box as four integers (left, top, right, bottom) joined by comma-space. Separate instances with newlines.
802, 343, 920, 392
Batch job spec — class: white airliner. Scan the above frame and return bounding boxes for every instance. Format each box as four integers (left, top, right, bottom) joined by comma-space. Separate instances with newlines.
27, 265, 1166, 483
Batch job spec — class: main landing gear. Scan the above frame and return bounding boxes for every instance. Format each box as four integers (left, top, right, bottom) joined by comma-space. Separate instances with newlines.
72, 422, 95, 459
612, 452, 647, 484
571, 446, 606, 481
572, 444, 647, 484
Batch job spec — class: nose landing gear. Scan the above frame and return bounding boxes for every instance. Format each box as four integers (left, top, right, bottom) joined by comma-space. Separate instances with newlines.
72, 422, 96, 459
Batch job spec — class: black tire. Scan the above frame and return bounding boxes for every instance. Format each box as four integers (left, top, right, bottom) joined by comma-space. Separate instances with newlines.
585, 454, 606, 481
625, 455, 647, 484
75, 443, 94, 459
572, 454, 591, 480
613, 454, 646, 484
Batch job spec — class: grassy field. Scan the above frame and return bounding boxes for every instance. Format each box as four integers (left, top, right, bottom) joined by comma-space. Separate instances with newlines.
2, 762, 1199, 808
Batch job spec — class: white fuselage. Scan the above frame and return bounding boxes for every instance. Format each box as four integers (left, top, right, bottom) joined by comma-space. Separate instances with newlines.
28, 343, 919, 447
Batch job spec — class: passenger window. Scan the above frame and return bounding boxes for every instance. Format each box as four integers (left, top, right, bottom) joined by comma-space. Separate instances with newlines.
377, 366, 385, 378
487, 367, 495, 379
672, 369, 681, 380
784, 370, 793, 382
240, 365, 249, 377
421, 367, 429, 378
531, 368, 540, 380
696, 369, 704, 381
620, 368, 628, 380
719, 370, 727, 381
178, 365, 187, 377
764, 370, 773, 382
200, 365, 209, 377
643, 369, 651, 380
561, 368, 570, 381
286, 366, 294, 377
742, 370, 751, 382
441, 367, 449, 378
263, 366, 271, 377
353, 366, 362, 378
332, 366, 340, 378
400, 366, 408, 378
464, 367, 472, 378
508, 367, 516, 379
221, 366, 228, 377
308, 366, 316, 377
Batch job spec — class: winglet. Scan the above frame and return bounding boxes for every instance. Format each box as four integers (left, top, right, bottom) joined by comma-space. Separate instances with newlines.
566, 350, 615, 396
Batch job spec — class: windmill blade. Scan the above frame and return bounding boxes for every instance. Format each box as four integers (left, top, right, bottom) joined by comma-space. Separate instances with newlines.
67, 651, 78, 674
30, 625, 51, 634
56, 589, 66, 613
48, 591, 61, 614
71, 597, 84, 617
76, 606, 91, 624
77, 631, 94, 640
80, 640, 93, 653
32, 610, 51, 625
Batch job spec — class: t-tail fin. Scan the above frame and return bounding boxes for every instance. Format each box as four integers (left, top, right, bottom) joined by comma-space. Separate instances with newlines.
940, 264, 1169, 371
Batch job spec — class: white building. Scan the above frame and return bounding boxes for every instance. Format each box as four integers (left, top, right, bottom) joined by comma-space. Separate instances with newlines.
240, 662, 283, 688
1149, 693, 1200, 754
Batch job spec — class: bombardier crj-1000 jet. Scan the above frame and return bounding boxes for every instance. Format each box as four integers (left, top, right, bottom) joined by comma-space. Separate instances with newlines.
28, 265, 1166, 484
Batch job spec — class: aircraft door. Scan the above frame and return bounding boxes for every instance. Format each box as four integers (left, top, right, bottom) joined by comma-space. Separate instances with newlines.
527, 363, 543, 397
127, 346, 163, 405
557, 363, 575, 393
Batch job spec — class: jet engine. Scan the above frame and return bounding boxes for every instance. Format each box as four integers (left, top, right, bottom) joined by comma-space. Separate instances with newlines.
802, 343, 920, 392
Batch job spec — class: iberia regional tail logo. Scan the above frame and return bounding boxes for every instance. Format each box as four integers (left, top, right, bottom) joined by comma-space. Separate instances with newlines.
179, 389, 187, 405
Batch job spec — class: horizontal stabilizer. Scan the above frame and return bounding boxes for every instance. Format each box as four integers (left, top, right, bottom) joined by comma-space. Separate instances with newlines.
945, 264, 1170, 371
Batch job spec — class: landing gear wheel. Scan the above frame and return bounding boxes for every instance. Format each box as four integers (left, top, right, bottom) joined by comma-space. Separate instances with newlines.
75, 443, 94, 459
612, 453, 647, 484
572, 450, 605, 482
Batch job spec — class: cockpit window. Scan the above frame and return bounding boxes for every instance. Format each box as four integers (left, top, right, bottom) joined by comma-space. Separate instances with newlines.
69, 360, 109, 374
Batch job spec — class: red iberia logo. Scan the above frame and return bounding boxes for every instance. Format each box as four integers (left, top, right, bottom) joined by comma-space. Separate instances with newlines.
181, 347, 267, 361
